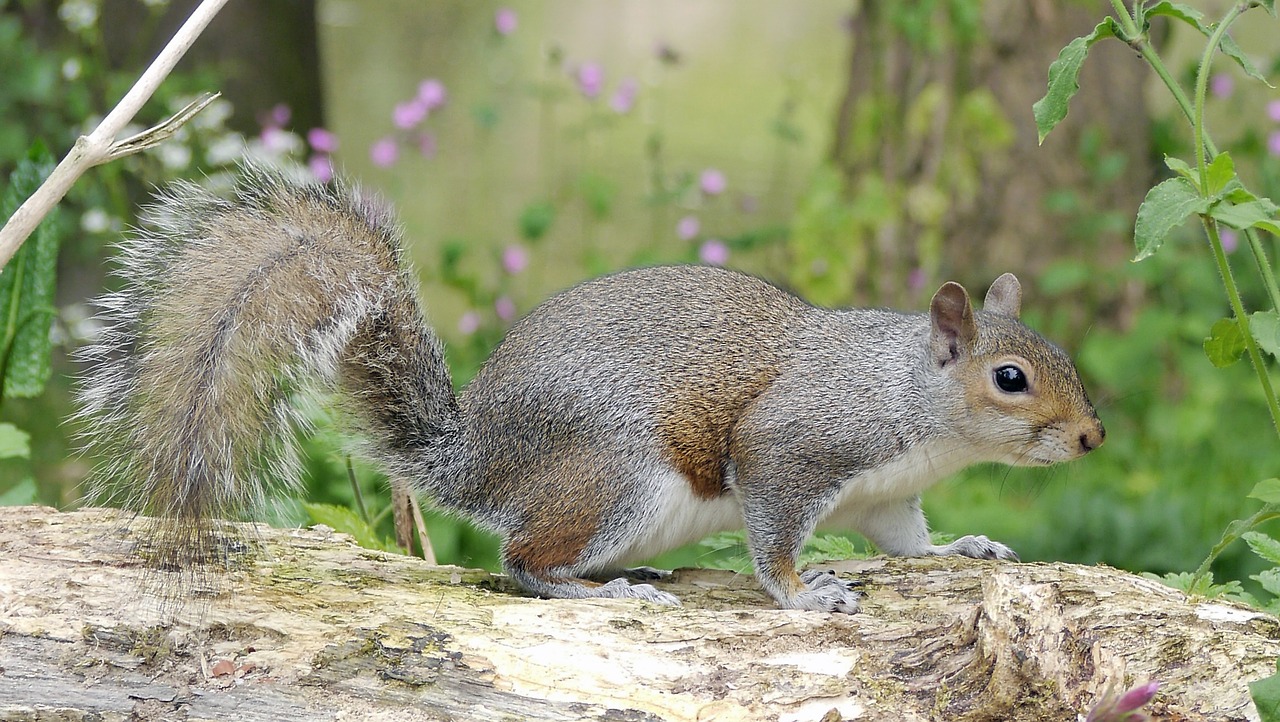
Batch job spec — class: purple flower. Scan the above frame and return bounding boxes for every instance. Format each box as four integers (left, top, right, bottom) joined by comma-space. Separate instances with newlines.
308, 154, 333, 183
494, 7, 517, 36
418, 132, 437, 159
699, 239, 729, 266
370, 137, 399, 168
700, 168, 727, 196
495, 296, 517, 322
393, 99, 428, 130
577, 62, 604, 100
1086, 681, 1160, 722
1221, 228, 1238, 253
1210, 73, 1234, 99
259, 126, 291, 153
266, 103, 291, 128
1269, 99, 1280, 123
457, 311, 481, 335
418, 79, 447, 111
610, 77, 639, 114
907, 267, 926, 292
676, 215, 700, 240
502, 244, 528, 274
307, 127, 339, 153
1269, 130, 1280, 158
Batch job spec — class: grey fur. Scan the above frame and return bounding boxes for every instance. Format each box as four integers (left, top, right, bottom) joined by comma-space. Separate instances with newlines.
78, 167, 1104, 613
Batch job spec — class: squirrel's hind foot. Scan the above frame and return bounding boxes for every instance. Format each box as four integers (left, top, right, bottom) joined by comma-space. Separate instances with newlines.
933, 534, 1019, 561
595, 577, 681, 605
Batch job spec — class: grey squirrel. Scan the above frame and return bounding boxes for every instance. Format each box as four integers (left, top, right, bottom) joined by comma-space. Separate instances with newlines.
79, 165, 1105, 614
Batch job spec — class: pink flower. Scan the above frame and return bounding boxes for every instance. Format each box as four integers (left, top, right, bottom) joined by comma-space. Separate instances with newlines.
495, 296, 517, 322
676, 215, 700, 240
308, 154, 333, 183
1269, 99, 1280, 123
418, 132, 437, 159
700, 168, 726, 195
1269, 130, 1280, 158
307, 127, 339, 153
907, 267, 926, 292
1086, 681, 1160, 722
577, 62, 604, 100
1210, 73, 1234, 99
494, 7, 517, 36
502, 244, 528, 274
1221, 228, 1238, 253
418, 79, 447, 111
457, 311, 481, 335
370, 137, 399, 167
393, 100, 428, 129
610, 77, 639, 114
699, 239, 729, 266
265, 103, 291, 128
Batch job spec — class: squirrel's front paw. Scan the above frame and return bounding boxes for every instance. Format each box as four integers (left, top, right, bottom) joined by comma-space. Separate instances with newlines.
937, 534, 1019, 562
787, 569, 862, 614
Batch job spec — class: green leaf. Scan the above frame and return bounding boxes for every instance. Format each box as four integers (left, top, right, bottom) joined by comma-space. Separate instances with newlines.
0, 421, 29, 459
1260, 0, 1276, 18
302, 502, 401, 553
1217, 33, 1273, 88
1251, 660, 1280, 722
1246, 531, 1280, 566
0, 477, 37, 506
1249, 478, 1280, 504
1253, 311, 1280, 358
1164, 155, 1197, 185
0, 143, 60, 400
1256, 568, 1280, 597
1032, 18, 1118, 144
1134, 177, 1209, 261
1209, 198, 1280, 236
1144, 1, 1206, 28
517, 200, 556, 242
1205, 151, 1236, 197
1204, 317, 1246, 367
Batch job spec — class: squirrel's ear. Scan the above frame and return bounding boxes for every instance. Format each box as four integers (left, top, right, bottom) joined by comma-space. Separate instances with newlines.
929, 281, 977, 366
983, 273, 1022, 319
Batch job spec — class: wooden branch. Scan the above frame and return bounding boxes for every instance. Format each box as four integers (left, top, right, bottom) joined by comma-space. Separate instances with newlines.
1, 506, 1277, 721
0, 0, 230, 270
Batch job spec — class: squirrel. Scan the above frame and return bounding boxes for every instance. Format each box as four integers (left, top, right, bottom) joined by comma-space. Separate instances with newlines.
77, 165, 1105, 615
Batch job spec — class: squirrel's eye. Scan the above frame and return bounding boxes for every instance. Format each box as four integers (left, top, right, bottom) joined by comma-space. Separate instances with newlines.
993, 365, 1029, 393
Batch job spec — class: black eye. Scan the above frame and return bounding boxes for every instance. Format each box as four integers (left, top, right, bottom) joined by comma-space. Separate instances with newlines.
994, 365, 1029, 393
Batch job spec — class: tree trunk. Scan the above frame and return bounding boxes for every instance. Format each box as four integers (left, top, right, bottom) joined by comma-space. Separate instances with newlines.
1, 507, 1277, 721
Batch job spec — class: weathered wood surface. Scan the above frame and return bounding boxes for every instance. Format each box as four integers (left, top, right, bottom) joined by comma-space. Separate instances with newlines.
1, 506, 1277, 721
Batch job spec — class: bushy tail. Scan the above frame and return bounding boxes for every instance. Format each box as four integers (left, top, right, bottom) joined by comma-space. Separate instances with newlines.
76, 165, 460, 569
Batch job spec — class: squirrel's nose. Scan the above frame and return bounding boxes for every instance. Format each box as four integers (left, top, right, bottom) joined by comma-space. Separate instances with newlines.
1078, 421, 1105, 454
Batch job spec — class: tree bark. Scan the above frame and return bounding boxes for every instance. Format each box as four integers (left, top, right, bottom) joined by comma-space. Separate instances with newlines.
1, 507, 1277, 721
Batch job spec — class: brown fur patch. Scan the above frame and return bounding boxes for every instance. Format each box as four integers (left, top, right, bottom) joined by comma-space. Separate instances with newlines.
502, 510, 599, 574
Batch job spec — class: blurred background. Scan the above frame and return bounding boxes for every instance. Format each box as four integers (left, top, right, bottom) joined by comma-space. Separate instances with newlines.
2, 0, 1279, 592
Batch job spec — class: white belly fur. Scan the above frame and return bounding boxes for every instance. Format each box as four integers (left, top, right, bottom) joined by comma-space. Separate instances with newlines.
613, 440, 985, 561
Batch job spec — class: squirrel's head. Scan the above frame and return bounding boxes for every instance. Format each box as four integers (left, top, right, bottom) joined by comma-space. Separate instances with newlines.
928, 273, 1104, 467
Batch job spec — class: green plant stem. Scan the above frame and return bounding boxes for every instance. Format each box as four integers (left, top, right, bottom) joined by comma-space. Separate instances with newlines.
1192, 4, 1244, 187
1190, 508, 1280, 591
347, 456, 371, 526
1204, 218, 1280, 436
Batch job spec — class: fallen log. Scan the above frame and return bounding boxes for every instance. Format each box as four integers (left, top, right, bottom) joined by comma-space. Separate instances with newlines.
0, 506, 1276, 721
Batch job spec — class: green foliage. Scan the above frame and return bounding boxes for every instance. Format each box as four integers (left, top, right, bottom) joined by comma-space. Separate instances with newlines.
302, 503, 401, 554
1251, 660, 1280, 722
0, 422, 29, 459
0, 144, 59, 402
1032, 19, 1118, 143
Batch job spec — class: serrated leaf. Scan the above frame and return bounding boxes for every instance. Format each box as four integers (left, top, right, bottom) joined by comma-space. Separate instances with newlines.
1204, 317, 1246, 367
1249, 478, 1280, 504
1144, 0, 1207, 30
1245, 531, 1280, 566
0, 143, 60, 400
0, 421, 29, 459
1256, 568, 1280, 597
1210, 198, 1280, 236
1217, 33, 1273, 88
1032, 19, 1118, 144
302, 502, 400, 553
1134, 177, 1209, 261
1164, 155, 1197, 185
1252, 311, 1280, 358
1205, 151, 1236, 197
